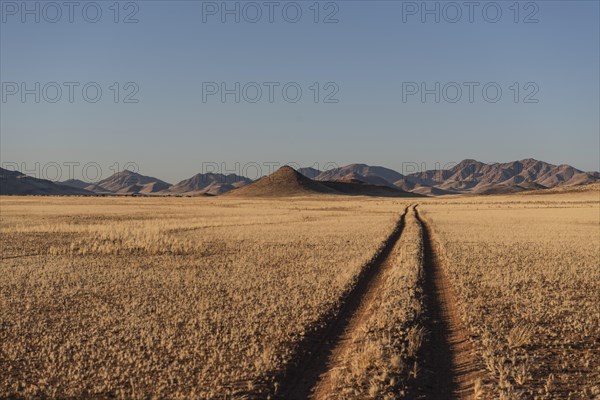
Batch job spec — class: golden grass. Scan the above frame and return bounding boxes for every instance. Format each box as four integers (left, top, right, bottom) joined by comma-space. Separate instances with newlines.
326, 207, 425, 399
1, 189, 598, 399
420, 193, 600, 399
0, 196, 405, 398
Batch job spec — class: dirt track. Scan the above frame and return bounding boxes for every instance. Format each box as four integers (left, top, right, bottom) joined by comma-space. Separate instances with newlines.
278, 206, 409, 399
278, 205, 479, 399
415, 206, 479, 399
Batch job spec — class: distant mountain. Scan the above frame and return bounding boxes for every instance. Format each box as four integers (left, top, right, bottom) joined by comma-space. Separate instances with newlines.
169, 173, 251, 195
3, 159, 597, 197
94, 170, 171, 194
297, 167, 322, 179
112, 181, 171, 195
59, 179, 91, 190
315, 164, 404, 187
1, 168, 92, 195
228, 166, 421, 198
139, 181, 172, 194
405, 159, 599, 193
227, 166, 337, 197
305, 159, 598, 196
333, 172, 398, 188
84, 183, 112, 193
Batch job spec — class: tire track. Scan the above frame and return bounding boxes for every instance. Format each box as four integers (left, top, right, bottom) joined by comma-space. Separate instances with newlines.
277, 206, 409, 400
414, 206, 479, 399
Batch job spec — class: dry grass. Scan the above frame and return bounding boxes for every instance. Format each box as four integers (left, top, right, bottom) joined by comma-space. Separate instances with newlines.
1, 189, 598, 399
324, 207, 425, 399
420, 191, 600, 399
0, 196, 405, 399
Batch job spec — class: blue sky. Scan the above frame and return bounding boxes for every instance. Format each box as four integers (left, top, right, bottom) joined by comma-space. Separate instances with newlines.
1, 0, 599, 182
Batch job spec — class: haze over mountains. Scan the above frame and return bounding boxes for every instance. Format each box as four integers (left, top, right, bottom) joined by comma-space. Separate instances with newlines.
1, 158, 598, 197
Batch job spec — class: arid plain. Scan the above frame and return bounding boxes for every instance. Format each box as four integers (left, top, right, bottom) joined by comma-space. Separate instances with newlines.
1, 183, 598, 399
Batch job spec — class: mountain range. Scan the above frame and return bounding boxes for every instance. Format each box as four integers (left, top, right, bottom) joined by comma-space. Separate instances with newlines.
308, 159, 599, 195
168, 173, 252, 195
227, 166, 422, 198
0, 169, 91, 196
1, 158, 598, 197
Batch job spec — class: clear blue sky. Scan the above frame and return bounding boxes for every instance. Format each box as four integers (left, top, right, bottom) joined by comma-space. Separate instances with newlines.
1, 0, 598, 183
